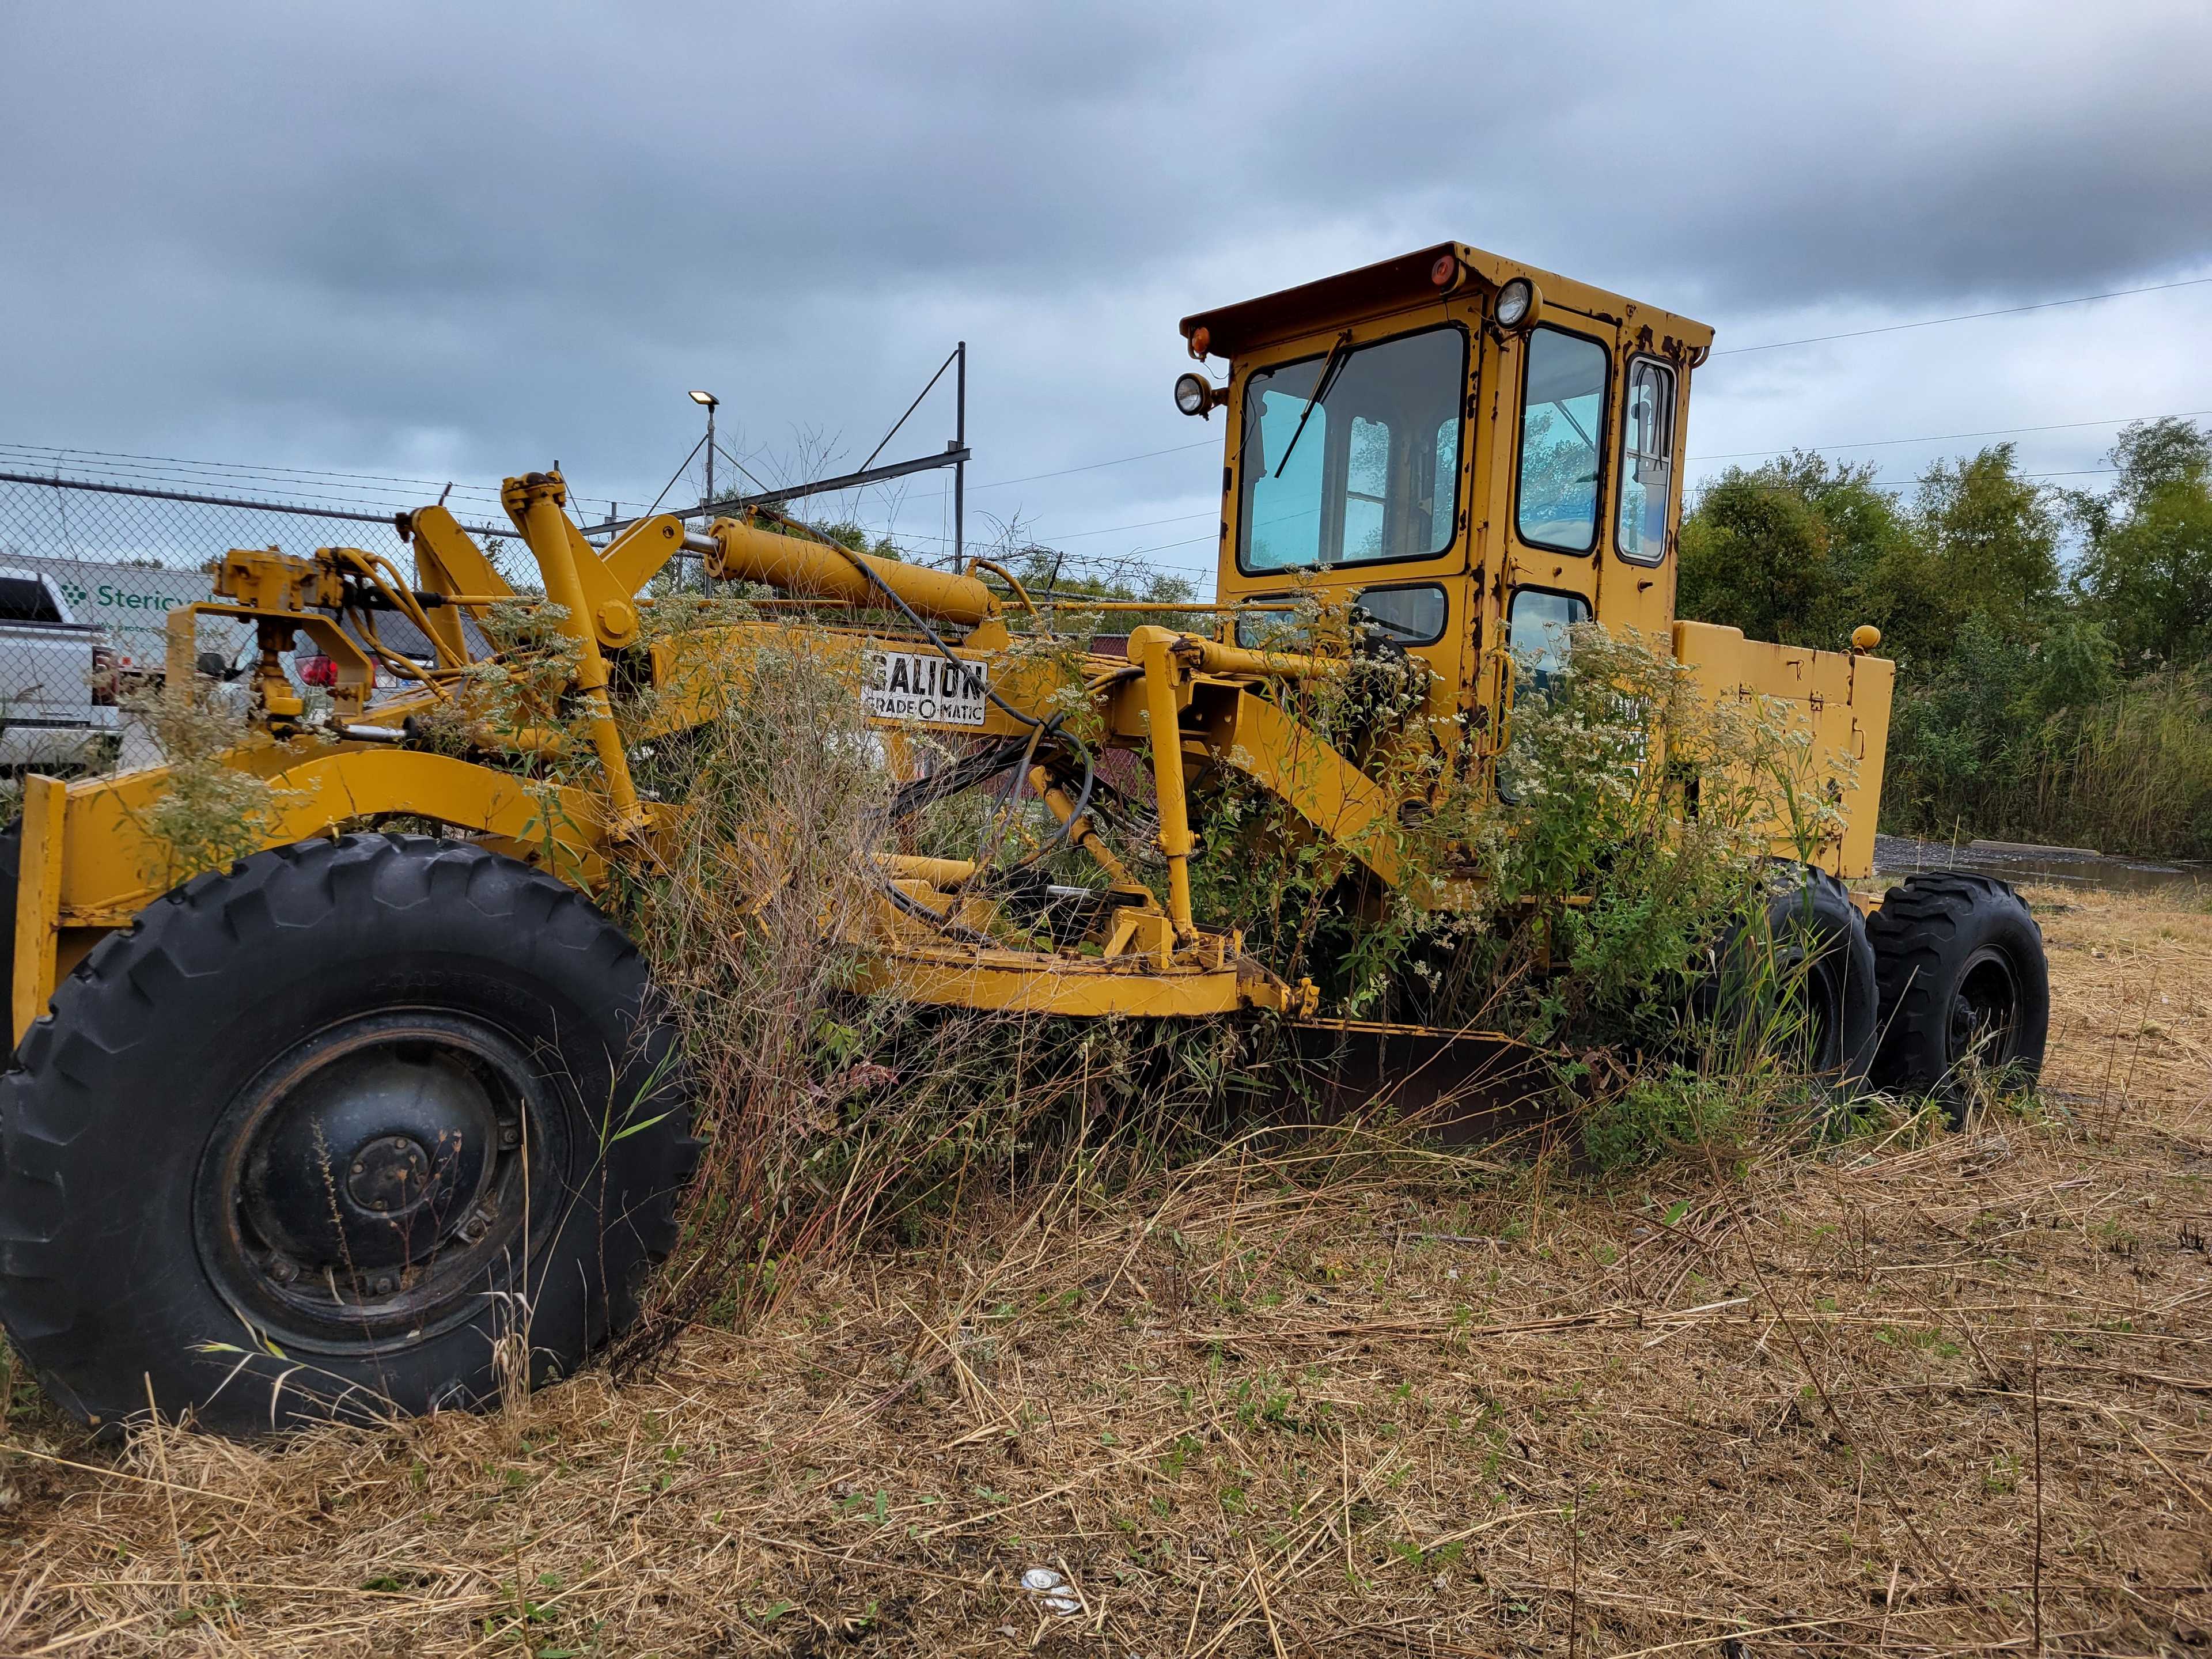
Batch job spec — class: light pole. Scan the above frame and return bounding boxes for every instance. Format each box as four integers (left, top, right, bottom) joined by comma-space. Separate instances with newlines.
690, 391, 718, 592
688, 389, 718, 511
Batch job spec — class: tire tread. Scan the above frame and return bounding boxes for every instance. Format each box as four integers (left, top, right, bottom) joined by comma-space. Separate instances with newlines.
0, 833, 693, 1433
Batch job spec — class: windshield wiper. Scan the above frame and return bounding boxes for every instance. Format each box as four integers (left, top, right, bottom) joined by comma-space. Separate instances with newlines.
1272, 331, 1353, 480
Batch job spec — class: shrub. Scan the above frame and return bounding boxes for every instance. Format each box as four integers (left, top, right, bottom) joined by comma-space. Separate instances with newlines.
1580, 1066, 1748, 1171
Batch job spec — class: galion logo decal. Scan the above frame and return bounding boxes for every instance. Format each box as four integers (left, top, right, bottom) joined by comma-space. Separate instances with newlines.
862, 649, 988, 726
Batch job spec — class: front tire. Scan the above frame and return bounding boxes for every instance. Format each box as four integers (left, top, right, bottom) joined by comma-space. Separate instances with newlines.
0, 834, 696, 1435
1868, 872, 2048, 1113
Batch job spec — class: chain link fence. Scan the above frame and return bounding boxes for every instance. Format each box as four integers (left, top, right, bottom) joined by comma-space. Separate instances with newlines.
0, 454, 1195, 780
0, 470, 515, 775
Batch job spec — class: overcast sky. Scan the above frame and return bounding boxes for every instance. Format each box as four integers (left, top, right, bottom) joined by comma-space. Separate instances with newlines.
5, 1, 2209, 592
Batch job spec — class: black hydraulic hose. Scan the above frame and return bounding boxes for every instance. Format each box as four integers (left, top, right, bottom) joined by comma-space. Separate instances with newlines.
880, 734, 1034, 823
872, 870, 1000, 948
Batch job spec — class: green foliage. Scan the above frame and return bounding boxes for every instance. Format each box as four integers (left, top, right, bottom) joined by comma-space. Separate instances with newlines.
1679, 421, 2212, 857
1677, 452, 1906, 652
1480, 624, 1850, 1050
1905, 443, 2061, 655
130, 665, 301, 887
1883, 612, 2099, 839
1188, 618, 1834, 1068
1580, 1067, 1746, 1172
2071, 418, 2212, 668
2023, 668, 2212, 857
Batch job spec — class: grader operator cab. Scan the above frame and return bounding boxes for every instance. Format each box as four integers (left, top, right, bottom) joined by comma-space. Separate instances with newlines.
0, 243, 2050, 1434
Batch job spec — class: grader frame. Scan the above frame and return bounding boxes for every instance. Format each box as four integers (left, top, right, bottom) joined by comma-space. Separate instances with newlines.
9, 241, 2040, 1440
9, 241, 1893, 1051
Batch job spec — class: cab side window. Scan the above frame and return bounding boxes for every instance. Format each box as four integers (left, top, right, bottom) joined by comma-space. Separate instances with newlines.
1515, 327, 1608, 553
1616, 358, 1676, 565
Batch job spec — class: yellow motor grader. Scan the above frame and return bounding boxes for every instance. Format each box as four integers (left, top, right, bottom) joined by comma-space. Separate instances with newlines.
0, 243, 2049, 1433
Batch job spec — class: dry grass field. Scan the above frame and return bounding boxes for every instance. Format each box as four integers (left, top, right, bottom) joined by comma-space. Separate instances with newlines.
2, 881, 2207, 1656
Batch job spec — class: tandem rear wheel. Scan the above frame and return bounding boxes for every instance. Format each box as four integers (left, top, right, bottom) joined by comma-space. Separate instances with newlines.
0, 833, 698, 1437
1868, 871, 2050, 1118
1700, 863, 1880, 1092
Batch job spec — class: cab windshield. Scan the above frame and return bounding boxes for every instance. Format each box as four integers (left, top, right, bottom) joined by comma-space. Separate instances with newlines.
1237, 325, 1465, 573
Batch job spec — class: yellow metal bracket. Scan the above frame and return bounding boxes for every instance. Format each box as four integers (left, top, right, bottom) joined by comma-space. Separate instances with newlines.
494, 472, 689, 652
11, 777, 65, 1043
503, 472, 646, 835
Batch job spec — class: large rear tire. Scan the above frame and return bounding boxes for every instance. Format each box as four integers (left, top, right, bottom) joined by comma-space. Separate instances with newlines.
1868, 872, 2048, 1115
0, 833, 697, 1435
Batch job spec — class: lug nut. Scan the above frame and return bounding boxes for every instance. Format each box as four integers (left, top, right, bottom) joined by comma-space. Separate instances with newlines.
498, 1125, 520, 1149
372, 1274, 395, 1295
269, 1258, 300, 1285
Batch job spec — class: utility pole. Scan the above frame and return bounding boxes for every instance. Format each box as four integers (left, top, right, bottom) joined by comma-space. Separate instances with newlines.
953, 341, 966, 569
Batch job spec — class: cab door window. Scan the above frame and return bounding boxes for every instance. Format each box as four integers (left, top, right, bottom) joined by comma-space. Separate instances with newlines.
1507, 588, 1590, 694
1514, 327, 1609, 554
1615, 357, 1676, 565
1498, 588, 1592, 800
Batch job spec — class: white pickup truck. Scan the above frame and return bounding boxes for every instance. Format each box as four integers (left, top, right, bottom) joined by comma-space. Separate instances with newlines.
0, 567, 120, 773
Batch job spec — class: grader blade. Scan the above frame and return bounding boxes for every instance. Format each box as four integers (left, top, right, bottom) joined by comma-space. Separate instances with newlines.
1273, 1022, 1567, 1149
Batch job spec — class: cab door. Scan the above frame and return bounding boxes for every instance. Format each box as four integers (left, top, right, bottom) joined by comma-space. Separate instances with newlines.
1493, 315, 1690, 691
1496, 316, 1612, 692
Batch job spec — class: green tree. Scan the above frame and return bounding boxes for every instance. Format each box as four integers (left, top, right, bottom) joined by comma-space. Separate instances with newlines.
2069, 418, 2212, 668
1895, 444, 2060, 657
1676, 451, 1906, 650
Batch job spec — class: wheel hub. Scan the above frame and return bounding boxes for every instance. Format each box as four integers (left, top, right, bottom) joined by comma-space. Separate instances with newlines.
239, 1029, 513, 1279
1949, 946, 2022, 1068
345, 1133, 433, 1214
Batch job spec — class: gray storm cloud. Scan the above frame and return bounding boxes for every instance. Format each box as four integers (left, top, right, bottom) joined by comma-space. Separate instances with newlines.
3, 0, 2207, 566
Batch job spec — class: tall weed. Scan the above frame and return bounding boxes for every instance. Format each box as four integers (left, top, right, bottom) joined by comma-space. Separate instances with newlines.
124, 652, 300, 887
1888, 643, 2212, 856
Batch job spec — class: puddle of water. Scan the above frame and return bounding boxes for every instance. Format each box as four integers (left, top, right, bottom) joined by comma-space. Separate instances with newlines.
1874, 833, 2210, 896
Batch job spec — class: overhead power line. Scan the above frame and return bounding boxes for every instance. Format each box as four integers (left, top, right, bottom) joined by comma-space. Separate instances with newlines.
967, 439, 1216, 493
1711, 275, 2212, 357
1690, 406, 2212, 464
1863, 466, 2120, 493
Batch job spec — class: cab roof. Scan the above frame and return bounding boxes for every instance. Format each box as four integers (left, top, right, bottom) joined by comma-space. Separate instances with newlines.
1178, 241, 1715, 363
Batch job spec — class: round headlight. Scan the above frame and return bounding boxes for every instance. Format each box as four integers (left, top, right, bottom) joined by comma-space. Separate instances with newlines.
1495, 276, 1539, 329
1173, 372, 1213, 418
